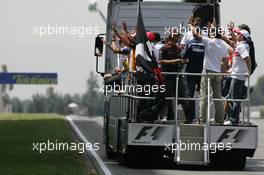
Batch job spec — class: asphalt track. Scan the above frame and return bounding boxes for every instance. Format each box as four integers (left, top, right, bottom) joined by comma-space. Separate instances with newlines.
67, 115, 264, 175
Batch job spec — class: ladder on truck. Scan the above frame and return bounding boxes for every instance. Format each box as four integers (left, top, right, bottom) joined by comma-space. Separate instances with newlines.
172, 72, 251, 165
165, 72, 210, 165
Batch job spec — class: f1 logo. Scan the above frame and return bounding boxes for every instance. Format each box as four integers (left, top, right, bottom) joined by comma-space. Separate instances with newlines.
217, 129, 248, 143
134, 126, 165, 140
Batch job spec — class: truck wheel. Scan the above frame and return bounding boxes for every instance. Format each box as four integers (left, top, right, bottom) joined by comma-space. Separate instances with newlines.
227, 153, 246, 170
117, 151, 133, 166
233, 155, 246, 170
105, 143, 117, 159
117, 152, 127, 165
104, 110, 117, 159
211, 151, 246, 170
105, 120, 117, 159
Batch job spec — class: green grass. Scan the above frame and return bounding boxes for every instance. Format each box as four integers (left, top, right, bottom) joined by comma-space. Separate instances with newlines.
0, 113, 97, 175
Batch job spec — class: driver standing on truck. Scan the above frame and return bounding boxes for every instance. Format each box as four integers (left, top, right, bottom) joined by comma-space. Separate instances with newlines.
159, 33, 187, 120
224, 29, 252, 125
190, 23, 231, 124
180, 16, 205, 124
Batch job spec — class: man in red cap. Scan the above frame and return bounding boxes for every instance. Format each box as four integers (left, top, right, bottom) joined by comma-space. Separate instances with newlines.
146, 32, 155, 42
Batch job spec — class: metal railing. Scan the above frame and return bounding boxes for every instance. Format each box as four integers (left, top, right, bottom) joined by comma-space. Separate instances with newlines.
113, 71, 251, 122
107, 71, 251, 163
109, 71, 251, 126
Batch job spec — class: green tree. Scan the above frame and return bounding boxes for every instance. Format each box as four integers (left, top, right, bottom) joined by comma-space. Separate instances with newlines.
72, 94, 82, 105
0, 64, 13, 111
10, 97, 23, 113
46, 87, 58, 113
31, 94, 46, 113
9, 72, 104, 116
251, 75, 264, 106
62, 94, 74, 114
83, 71, 104, 116
21, 99, 33, 113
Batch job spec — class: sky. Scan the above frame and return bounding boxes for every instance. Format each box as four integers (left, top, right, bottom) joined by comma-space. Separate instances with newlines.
0, 0, 263, 99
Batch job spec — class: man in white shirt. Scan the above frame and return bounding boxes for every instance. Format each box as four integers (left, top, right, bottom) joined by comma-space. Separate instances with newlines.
153, 33, 164, 62
224, 29, 251, 125
192, 25, 231, 124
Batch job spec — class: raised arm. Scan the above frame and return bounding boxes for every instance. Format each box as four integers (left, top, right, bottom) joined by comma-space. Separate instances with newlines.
122, 21, 129, 34
221, 34, 235, 48
222, 21, 238, 48
189, 23, 203, 40
228, 21, 238, 43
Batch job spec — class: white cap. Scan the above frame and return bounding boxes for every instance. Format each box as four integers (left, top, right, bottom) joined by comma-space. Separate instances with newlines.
240, 29, 250, 39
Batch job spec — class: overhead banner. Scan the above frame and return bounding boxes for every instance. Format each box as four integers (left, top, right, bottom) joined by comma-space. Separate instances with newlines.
0, 73, 58, 85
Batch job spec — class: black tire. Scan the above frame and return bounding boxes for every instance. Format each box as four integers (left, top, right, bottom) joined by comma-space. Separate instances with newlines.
105, 143, 117, 159
224, 155, 246, 170
117, 151, 132, 166
211, 151, 246, 170
233, 155, 246, 170
117, 151, 126, 165
104, 110, 117, 159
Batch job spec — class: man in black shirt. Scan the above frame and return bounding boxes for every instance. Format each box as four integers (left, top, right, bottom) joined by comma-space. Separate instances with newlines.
159, 35, 187, 120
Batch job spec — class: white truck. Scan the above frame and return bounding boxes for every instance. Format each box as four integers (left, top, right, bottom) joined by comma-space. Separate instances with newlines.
94, 0, 258, 169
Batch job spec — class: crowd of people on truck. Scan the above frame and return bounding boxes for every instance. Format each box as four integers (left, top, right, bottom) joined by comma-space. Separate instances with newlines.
101, 16, 256, 126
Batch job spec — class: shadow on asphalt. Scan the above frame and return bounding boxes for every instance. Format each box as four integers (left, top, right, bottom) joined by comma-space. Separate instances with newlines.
245, 159, 264, 172
123, 158, 264, 172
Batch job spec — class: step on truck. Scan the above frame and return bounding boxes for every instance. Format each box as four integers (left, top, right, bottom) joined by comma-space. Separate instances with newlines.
94, 0, 258, 169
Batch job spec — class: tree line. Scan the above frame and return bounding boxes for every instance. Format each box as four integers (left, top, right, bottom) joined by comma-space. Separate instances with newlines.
251, 75, 264, 106
9, 72, 104, 116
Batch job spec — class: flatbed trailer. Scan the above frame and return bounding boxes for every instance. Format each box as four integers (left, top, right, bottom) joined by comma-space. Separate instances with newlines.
94, 0, 258, 169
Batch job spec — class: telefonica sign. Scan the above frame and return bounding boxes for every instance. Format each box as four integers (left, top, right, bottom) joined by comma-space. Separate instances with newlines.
0, 73, 57, 85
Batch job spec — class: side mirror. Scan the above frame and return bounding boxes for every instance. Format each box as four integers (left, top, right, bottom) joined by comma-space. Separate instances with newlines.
94, 36, 104, 57
94, 34, 106, 75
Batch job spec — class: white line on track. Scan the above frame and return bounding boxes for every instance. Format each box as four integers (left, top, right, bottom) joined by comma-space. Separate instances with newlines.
67, 115, 113, 175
